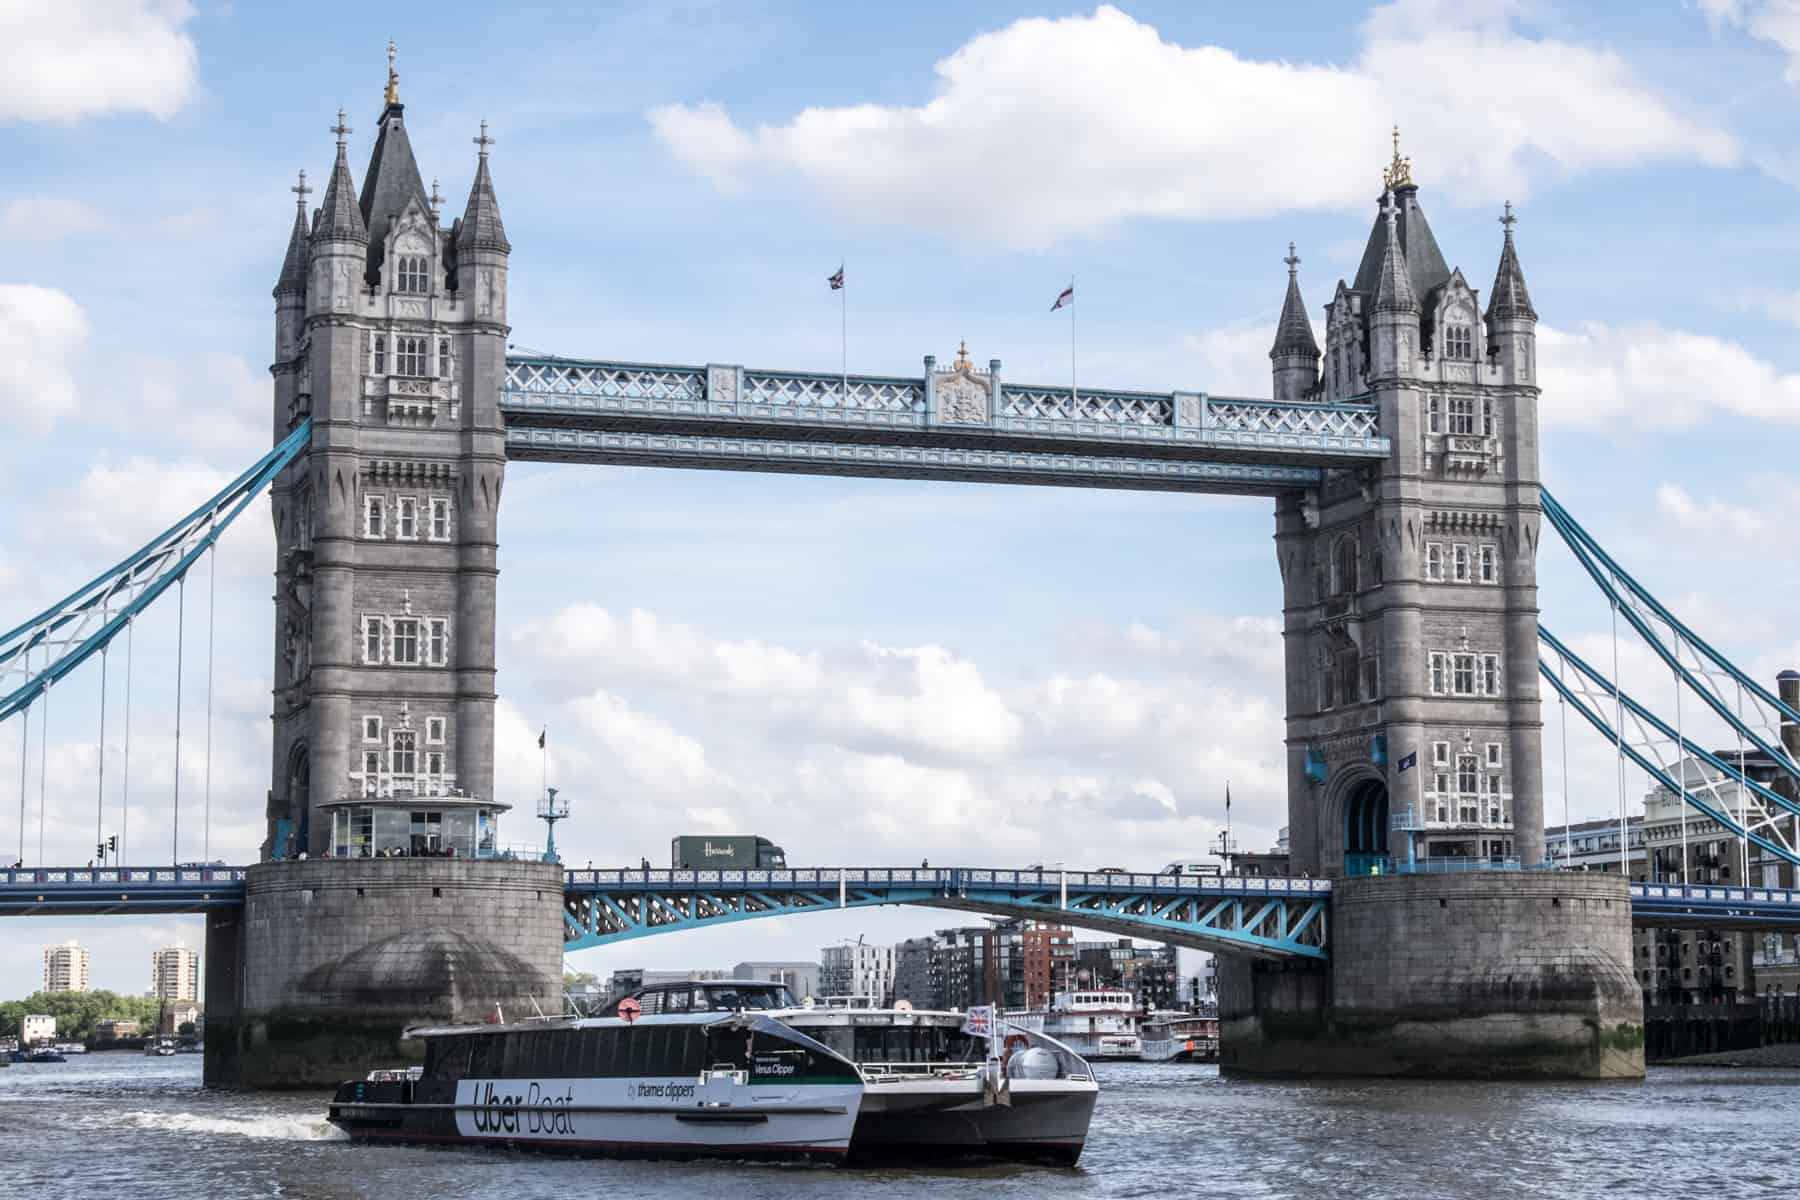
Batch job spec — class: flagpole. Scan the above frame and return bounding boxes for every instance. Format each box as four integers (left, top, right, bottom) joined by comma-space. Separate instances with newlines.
1068, 274, 1077, 405
840, 262, 848, 406
539, 726, 547, 807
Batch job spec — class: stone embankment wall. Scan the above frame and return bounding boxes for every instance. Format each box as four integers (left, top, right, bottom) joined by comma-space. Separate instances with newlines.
1220, 871, 1644, 1079
205, 858, 564, 1088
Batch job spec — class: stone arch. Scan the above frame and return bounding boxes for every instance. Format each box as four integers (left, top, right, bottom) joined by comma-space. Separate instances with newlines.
284, 741, 311, 857
1324, 763, 1388, 877
1332, 532, 1359, 595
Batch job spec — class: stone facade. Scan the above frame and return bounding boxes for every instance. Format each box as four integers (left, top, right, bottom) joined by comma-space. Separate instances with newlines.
207, 857, 564, 1087
267, 94, 509, 856
1219, 872, 1644, 1078
1273, 165, 1544, 876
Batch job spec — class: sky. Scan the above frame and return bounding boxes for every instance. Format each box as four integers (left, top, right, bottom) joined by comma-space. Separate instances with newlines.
3, 0, 1800, 995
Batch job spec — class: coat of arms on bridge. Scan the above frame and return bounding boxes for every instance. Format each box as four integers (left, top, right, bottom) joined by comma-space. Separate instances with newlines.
933, 340, 991, 424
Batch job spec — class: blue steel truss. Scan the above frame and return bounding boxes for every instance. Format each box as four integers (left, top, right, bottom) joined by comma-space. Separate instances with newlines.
0, 420, 314, 723
561, 867, 1333, 961
9, 865, 1800, 941
500, 356, 1388, 494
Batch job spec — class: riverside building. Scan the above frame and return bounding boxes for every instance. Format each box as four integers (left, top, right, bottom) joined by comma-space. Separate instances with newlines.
43, 940, 90, 993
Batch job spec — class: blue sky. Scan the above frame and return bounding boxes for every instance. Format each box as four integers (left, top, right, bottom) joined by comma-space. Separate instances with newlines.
4, 0, 1800, 993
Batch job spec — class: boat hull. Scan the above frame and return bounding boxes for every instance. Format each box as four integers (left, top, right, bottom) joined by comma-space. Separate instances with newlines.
327, 1076, 860, 1164
847, 1081, 1098, 1167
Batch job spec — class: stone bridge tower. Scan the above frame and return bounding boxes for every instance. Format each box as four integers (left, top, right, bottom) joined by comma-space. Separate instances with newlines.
267, 65, 510, 857
1272, 144, 1544, 877
208, 57, 561, 1091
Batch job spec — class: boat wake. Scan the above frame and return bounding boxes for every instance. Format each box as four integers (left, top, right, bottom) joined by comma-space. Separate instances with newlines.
117, 1109, 348, 1141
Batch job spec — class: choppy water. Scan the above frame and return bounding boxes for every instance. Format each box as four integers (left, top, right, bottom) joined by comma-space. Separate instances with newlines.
3, 1053, 1798, 1199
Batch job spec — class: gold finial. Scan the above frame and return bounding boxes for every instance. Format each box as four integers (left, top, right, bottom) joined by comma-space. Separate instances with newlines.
1382, 124, 1413, 191
385, 40, 399, 106
953, 340, 972, 370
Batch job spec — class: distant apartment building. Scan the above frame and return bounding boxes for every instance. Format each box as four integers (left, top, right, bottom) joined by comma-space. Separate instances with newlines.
43, 940, 90, 993
1022, 924, 1075, 1009
1072, 938, 1181, 1011
820, 942, 895, 1002
731, 961, 821, 1000
151, 944, 201, 1002
892, 937, 937, 1008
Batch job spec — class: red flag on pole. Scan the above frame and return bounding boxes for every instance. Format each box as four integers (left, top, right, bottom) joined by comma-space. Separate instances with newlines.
1051, 284, 1073, 311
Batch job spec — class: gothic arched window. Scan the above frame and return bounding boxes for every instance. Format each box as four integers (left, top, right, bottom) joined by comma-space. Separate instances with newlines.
397, 255, 430, 294
1444, 324, 1473, 359
1333, 534, 1359, 595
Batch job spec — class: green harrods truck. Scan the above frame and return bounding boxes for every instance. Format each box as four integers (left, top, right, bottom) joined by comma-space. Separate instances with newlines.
669, 835, 788, 871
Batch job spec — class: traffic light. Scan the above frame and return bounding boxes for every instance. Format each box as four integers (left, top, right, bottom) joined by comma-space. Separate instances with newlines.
96, 841, 105, 860
108, 835, 117, 853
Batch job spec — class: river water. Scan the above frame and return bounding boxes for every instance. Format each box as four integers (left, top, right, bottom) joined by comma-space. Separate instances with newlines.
3, 1054, 1797, 1199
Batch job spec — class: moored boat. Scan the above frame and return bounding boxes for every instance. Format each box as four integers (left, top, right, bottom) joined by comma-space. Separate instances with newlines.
1006, 989, 1144, 1061
1139, 1010, 1220, 1063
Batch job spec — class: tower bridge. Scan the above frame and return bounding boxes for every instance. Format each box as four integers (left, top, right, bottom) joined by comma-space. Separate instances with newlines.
6, 62, 1800, 1086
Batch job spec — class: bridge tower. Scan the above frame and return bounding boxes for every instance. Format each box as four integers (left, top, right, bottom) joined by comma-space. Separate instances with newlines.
268, 75, 508, 856
208, 55, 560, 1089
1274, 144, 1544, 878
1225, 141, 1639, 1080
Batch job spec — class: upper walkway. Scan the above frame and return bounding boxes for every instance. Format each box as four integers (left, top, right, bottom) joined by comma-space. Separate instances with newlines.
500, 356, 1389, 495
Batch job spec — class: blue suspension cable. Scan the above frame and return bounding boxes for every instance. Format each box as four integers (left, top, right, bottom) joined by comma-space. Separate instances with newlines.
1539, 661, 1797, 865
172, 574, 184, 866
121, 620, 132, 868
1541, 491, 1800, 784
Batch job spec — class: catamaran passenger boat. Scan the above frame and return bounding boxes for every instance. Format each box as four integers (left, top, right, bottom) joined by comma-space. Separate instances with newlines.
327, 981, 864, 1162
327, 980, 1099, 1166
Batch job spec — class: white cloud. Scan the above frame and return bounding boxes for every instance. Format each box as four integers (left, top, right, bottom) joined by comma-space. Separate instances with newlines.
33, 455, 273, 580
1537, 320, 1800, 431
1731, 286, 1800, 328
1655, 482, 1770, 539
0, 1, 199, 124
649, 3, 1736, 248
501, 604, 1290, 870
0, 284, 87, 432
133, 352, 268, 454
1703, 0, 1800, 82
0, 196, 109, 240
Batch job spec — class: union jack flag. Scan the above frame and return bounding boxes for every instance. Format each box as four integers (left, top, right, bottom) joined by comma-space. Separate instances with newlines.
1051, 284, 1073, 311
828, 265, 844, 290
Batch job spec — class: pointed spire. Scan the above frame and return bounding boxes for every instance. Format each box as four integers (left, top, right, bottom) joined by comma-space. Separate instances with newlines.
274, 170, 313, 297
1373, 190, 1417, 314
1271, 241, 1319, 357
1487, 201, 1537, 322
313, 110, 368, 244
457, 120, 511, 255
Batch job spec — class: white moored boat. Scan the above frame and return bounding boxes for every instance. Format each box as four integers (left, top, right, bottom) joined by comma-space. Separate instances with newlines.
1006, 989, 1144, 1061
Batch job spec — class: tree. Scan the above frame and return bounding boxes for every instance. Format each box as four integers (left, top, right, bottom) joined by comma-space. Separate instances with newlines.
177, 1021, 196, 1036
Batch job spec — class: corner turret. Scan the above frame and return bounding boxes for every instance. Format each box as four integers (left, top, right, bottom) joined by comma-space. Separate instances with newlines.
1270, 243, 1320, 403
1368, 190, 1419, 382
1485, 202, 1537, 388
309, 112, 369, 318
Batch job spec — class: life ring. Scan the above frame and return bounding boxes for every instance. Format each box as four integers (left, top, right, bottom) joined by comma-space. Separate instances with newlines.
1003, 1034, 1030, 1058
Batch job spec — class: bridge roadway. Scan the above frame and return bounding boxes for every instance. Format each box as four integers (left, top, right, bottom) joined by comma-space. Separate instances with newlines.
1, 866, 1794, 959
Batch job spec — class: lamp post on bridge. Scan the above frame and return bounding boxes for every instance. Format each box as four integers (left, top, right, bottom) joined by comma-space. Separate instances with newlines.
538, 786, 569, 863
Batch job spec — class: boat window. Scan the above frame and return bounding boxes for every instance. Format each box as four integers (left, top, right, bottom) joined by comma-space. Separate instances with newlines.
664, 988, 691, 1013
428, 1035, 473, 1080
